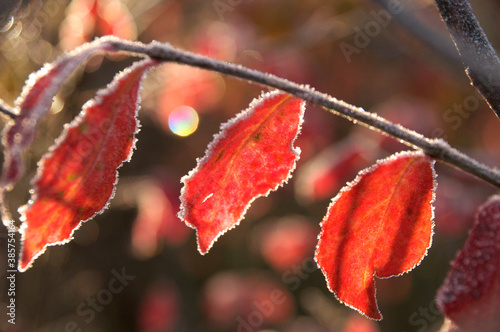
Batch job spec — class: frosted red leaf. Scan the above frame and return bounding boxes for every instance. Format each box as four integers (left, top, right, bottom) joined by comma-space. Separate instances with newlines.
1, 38, 116, 192
0, 37, 129, 226
179, 91, 304, 254
315, 151, 436, 320
436, 195, 500, 332
18, 58, 158, 271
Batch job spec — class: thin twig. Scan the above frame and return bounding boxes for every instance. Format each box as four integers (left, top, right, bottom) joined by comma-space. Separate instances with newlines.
434, 0, 500, 119
0, 100, 17, 120
109, 39, 500, 189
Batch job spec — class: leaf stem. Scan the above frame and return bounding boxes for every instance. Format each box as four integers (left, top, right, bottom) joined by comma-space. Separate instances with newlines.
109, 38, 500, 189
434, 0, 500, 119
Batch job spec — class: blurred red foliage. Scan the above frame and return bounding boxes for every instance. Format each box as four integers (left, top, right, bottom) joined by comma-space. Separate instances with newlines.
60, 0, 136, 50
254, 215, 318, 272
203, 271, 296, 329
137, 281, 180, 332
131, 177, 190, 258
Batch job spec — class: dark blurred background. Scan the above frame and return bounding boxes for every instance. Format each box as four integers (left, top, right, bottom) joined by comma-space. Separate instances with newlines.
0, 0, 499, 331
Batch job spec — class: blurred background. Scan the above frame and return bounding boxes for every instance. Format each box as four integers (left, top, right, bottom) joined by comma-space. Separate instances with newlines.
0, 0, 499, 331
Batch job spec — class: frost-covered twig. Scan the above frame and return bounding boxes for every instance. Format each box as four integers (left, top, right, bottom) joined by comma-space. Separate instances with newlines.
434, 0, 500, 119
109, 38, 500, 188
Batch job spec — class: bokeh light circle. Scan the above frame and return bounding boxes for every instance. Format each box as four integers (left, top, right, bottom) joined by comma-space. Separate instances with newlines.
168, 106, 199, 137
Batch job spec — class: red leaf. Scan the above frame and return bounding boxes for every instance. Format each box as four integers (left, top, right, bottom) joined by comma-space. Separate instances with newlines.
315, 151, 436, 320
179, 91, 304, 254
0, 38, 128, 226
1, 38, 116, 192
18, 59, 158, 271
436, 195, 500, 332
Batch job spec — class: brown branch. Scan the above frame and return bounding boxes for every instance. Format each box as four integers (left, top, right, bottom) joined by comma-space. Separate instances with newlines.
107, 38, 500, 188
434, 0, 500, 119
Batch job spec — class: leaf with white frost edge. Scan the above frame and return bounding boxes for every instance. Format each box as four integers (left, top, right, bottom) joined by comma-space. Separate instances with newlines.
18, 58, 158, 272
179, 91, 305, 254
315, 150, 437, 320
0, 36, 143, 226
